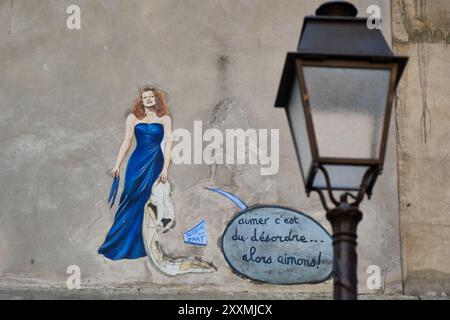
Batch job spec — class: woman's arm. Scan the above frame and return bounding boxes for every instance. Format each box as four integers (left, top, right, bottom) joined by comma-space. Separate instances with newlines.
159, 115, 172, 183
111, 114, 136, 177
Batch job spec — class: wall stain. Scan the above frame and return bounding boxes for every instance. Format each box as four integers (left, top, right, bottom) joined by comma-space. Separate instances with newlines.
8, 0, 13, 39
217, 55, 230, 74
216, 54, 231, 96
397, 0, 450, 44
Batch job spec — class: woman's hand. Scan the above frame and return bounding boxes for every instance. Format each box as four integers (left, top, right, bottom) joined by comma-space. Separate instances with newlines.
111, 165, 121, 178
159, 169, 168, 184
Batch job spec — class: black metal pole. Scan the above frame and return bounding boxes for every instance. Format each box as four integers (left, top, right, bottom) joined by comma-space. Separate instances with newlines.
326, 202, 362, 300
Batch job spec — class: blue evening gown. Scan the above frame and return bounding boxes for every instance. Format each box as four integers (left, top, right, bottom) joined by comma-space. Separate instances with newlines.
99, 122, 164, 260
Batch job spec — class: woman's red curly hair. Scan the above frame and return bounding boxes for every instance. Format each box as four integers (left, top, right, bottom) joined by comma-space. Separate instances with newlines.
132, 86, 169, 119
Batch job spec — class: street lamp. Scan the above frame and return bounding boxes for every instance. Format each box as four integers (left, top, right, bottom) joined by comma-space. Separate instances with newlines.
274, 1, 408, 300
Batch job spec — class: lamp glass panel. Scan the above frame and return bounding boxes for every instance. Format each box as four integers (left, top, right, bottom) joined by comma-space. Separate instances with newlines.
313, 165, 370, 190
302, 66, 391, 159
287, 77, 312, 182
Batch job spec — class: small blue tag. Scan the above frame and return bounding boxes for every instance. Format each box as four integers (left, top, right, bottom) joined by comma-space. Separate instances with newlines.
184, 220, 207, 246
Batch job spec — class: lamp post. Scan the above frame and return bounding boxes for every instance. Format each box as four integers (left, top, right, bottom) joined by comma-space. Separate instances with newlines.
275, 1, 408, 300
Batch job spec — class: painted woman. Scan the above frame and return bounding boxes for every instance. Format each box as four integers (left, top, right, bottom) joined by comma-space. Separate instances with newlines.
99, 86, 215, 276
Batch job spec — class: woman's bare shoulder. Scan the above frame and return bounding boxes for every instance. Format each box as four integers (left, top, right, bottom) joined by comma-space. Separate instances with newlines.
160, 114, 172, 123
126, 113, 138, 126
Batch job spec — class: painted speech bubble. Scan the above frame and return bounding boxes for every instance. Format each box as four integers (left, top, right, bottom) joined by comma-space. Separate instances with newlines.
208, 188, 333, 285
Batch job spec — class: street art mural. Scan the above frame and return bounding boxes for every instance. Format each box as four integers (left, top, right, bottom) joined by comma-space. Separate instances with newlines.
184, 220, 208, 246
97, 86, 332, 282
207, 188, 333, 284
0, 1, 407, 296
98, 87, 216, 276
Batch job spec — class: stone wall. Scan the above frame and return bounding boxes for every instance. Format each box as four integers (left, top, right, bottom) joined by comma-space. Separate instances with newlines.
0, 0, 403, 297
392, 0, 450, 297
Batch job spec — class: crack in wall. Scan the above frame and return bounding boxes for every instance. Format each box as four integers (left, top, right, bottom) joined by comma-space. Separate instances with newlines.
417, 42, 432, 144
394, 93, 407, 155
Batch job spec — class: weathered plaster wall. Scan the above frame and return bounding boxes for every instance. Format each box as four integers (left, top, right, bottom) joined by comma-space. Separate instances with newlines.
393, 0, 450, 296
0, 0, 401, 296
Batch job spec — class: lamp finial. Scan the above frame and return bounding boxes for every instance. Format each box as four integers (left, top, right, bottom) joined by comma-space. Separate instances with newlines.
315, 1, 358, 17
